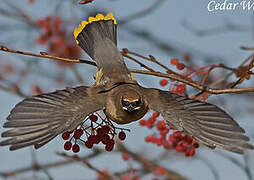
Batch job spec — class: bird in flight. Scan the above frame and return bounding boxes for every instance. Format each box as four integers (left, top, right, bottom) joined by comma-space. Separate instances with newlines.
0, 13, 253, 154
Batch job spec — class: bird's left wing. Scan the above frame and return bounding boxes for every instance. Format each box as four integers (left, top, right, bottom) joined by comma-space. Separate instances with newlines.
0, 86, 106, 150
142, 88, 254, 154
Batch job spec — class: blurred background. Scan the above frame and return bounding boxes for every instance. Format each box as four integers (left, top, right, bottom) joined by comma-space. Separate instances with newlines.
0, 0, 254, 179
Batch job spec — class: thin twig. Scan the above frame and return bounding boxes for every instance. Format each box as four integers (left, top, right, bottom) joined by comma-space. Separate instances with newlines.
124, 49, 196, 82
1, 46, 254, 95
240, 46, 254, 51
0, 150, 101, 178
4, 1, 36, 27
122, 52, 155, 72
0, 46, 96, 66
117, 142, 186, 180
130, 69, 254, 94
57, 152, 115, 180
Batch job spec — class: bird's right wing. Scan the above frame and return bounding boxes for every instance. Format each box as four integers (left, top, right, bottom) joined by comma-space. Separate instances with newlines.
0, 86, 106, 151
142, 88, 254, 154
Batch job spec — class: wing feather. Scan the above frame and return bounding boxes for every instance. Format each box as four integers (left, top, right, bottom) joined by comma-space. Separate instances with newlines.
143, 88, 254, 154
0, 86, 106, 150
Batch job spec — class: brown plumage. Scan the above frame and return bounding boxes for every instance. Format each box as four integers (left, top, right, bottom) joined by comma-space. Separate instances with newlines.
0, 13, 253, 154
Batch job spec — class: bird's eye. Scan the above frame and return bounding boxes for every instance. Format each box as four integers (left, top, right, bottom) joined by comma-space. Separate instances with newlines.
122, 99, 130, 107
134, 99, 142, 106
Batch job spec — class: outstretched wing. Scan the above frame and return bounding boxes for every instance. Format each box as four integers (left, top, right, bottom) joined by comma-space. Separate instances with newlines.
0, 86, 106, 150
143, 88, 254, 154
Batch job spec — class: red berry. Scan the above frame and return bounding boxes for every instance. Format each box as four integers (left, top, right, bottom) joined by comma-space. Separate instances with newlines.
64, 141, 72, 151
173, 131, 183, 139
97, 128, 104, 135
155, 167, 165, 175
52, 37, 64, 48
151, 136, 159, 143
156, 138, 163, 146
28, 0, 35, 4
72, 144, 80, 153
89, 114, 98, 122
88, 135, 99, 144
160, 128, 169, 137
157, 120, 166, 131
62, 132, 70, 140
101, 125, 110, 134
176, 84, 186, 93
170, 58, 179, 65
193, 142, 199, 148
170, 87, 176, 93
152, 112, 160, 118
101, 134, 110, 144
160, 79, 168, 86
176, 63, 185, 70
122, 152, 129, 161
163, 141, 171, 149
118, 131, 126, 141
97, 126, 110, 135
73, 129, 83, 139
93, 135, 101, 144
185, 147, 195, 156
183, 135, 193, 143
148, 117, 156, 124
53, 17, 62, 32
169, 134, 176, 143
139, 119, 147, 126
145, 136, 151, 142
105, 145, 114, 151
108, 139, 115, 145
146, 121, 153, 128
79, 0, 93, 4
105, 139, 115, 151
85, 140, 93, 149
179, 142, 188, 151
175, 145, 184, 152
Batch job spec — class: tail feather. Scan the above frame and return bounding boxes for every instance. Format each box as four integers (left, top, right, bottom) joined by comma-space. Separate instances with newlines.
74, 13, 117, 59
73, 13, 133, 84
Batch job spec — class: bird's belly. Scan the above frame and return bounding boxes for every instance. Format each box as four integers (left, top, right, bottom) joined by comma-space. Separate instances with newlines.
104, 108, 147, 124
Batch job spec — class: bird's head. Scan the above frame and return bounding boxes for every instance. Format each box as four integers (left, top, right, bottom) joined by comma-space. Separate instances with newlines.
121, 91, 142, 113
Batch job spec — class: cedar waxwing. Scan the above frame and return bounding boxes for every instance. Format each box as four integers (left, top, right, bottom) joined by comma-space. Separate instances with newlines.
0, 13, 253, 154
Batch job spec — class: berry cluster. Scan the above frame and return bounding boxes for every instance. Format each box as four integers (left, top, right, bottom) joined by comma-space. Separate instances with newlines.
170, 58, 185, 70
159, 78, 186, 95
0, 64, 14, 77
36, 16, 80, 67
170, 83, 186, 94
159, 58, 188, 95
28, 0, 35, 3
169, 131, 199, 156
62, 114, 128, 153
140, 112, 199, 157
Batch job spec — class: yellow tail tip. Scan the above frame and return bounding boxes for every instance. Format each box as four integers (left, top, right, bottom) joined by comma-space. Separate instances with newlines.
73, 13, 117, 44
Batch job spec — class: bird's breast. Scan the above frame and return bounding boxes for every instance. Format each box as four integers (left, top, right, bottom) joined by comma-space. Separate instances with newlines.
105, 98, 148, 124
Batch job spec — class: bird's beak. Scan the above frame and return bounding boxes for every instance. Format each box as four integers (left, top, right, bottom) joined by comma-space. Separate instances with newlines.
123, 105, 140, 112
